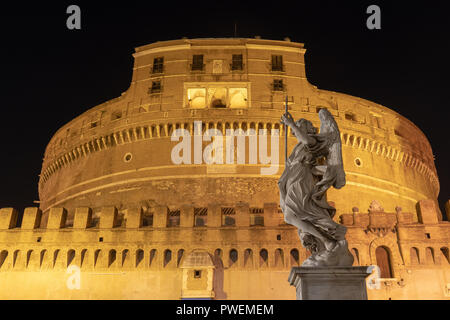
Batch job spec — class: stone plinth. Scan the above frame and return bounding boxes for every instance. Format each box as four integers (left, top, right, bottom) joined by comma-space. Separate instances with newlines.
288, 266, 373, 300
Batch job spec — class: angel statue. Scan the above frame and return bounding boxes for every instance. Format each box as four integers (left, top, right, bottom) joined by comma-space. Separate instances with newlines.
279, 109, 354, 267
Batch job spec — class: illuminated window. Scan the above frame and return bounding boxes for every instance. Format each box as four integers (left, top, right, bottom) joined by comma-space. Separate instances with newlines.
231, 54, 243, 70
271, 55, 284, 71
187, 88, 206, 108
229, 88, 247, 108
191, 55, 204, 71
152, 57, 164, 74
186, 85, 248, 109
208, 88, 227, 108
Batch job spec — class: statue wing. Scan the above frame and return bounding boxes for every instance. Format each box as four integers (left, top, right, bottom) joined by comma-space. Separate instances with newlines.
318, 108, 346, 189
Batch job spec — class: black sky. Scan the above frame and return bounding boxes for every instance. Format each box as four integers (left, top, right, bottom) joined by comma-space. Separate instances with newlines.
0, 1, 448, 218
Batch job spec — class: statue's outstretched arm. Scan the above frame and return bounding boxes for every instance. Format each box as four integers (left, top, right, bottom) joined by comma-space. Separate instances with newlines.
280, 112, 315, 145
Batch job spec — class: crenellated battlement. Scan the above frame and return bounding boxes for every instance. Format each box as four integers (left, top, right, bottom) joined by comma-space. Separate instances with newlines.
0, 199, 448, 275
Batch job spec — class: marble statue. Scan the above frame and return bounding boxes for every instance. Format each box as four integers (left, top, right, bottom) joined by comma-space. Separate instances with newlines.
279, 109, 354, 267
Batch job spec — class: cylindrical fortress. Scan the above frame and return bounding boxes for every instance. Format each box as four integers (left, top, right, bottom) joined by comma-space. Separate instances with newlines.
0, 38, 447, 300
38, 38, 440, 221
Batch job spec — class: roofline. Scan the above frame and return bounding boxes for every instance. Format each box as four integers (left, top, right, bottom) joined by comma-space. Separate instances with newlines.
133, 38, 305, 57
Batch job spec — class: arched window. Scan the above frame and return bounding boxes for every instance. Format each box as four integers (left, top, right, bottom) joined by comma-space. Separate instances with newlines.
410, 247, 420, 265
275, 249, 284, 267
375, 246, 393, 278
136, 249, 144, 267
80, 249, 87, 268
164, 249, 172, 267
351, 248, 360, 266
290, 249, 299, 266
244, 249, 253, 268
26, 250, 34, 268
440, 247, 449, 264
0, 250, 8, 269
39, 250, 47, 268
149, 249, 157, 268
229, 249, 238, 267
426, 247, 435, 264
108, 249, 116, 267
67, 249, 75, 267
260, 249, 268, 267
94, 249, 101, 267
52, 249, 59, 268
121, 249, 129, 267
177, 249, 184, 267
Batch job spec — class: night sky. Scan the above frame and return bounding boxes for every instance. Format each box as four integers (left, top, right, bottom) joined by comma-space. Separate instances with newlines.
0, 1, 448, 218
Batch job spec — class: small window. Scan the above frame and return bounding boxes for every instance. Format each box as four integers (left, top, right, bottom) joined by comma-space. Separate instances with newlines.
272, 79, 284, 91
194, 270, 201, 278
276, 234, 281, 241
191, 55, 204, 71
345, 113, 356, 121
90, 121, 98, 128
250, 208, 264, 226
229, 249, 238, 266
164, 250, 172, 267
290, 249, 299, 266
111, 111, 122, 121
167, 209, 180, 227
425, 233, 431, 239
152, 57, 164, 74
271, 55, 284, 71
123, 153, 132, 163
231, 54, 243, 70
142, 214, 153, 227
37, 237, 42, 243
150, 80, 162, 94
194, 207, 208, 226
222, 207, 236, 226
99, 237, 103, 242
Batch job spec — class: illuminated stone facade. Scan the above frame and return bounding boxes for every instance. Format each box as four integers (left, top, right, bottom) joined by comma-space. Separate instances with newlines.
0, 38, 448, 299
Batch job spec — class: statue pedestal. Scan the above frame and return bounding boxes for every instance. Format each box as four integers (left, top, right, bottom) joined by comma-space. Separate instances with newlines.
288, 266, 373, 300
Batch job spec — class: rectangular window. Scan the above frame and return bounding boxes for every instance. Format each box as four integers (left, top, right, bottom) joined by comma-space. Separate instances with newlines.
222, 207, 236, 226
271, 55, 284, 71
152, 57, 164, 74
167, 209, 180, 227
345, 113, 356, 121
231, 54, 243, 70
187, 88, 206, 108
250, 208, 264, 226
194, 207, 208, 226
273, 79, 284, 91
150, 80, 162, 94
142, 214, 153, 227
191, 55, 204, 71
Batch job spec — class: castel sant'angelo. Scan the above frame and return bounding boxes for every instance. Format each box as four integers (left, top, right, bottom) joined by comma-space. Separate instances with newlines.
0, 38, 449, 300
